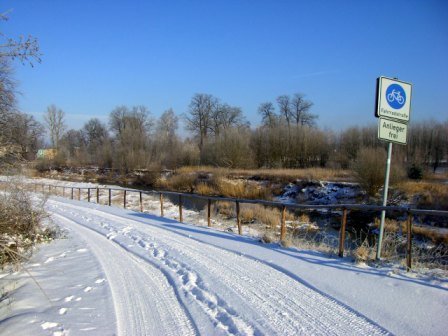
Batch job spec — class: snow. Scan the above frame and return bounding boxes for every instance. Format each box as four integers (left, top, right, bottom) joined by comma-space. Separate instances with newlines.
278, 181, 362, 205
1, 178, 448, 335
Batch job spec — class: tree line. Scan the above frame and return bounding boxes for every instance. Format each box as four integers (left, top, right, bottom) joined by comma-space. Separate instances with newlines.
34, 93, 447, 174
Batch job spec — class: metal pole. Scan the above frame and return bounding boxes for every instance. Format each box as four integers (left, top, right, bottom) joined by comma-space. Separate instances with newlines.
108, 189, 112, 206
123, 190, 127, 208
406, 211, 413, 270
377, 142, 393, 260
71, 188, 74, 200
96, 188, 99, 204
88, 188, 91, 202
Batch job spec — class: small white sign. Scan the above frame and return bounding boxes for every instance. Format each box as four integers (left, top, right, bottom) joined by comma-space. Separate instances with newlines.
376, 77, 412, 123
378, 117, 408, 145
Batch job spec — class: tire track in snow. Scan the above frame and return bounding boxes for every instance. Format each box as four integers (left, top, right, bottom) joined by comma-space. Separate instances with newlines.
48, 199, 389, 336
52, 213, 196, 336
50, 203, 256, 336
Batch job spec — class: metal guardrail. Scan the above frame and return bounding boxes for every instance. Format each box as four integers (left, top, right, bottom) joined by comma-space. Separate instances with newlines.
2, 181, 448, 270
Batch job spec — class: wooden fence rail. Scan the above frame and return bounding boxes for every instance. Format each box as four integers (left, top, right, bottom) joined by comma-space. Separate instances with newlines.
2, 180, 448, 270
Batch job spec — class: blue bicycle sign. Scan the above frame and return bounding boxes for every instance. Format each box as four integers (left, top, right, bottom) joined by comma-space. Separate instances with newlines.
386, 84, 406, 109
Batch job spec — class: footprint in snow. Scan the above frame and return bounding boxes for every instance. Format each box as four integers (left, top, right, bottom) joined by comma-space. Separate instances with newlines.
64, 295, 75, 302
53, 331, 68, 336
84, 286, 92, 293
95, 278, 106, 284
76, 248, 88, 253
41, 321, 59, 330
59, 308, 68, 315
44, 257, 55, 264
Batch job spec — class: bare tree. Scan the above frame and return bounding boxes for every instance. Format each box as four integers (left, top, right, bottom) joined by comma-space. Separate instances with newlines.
276, 95, 292, 127
157, 108, 178, 139
0, 59, 16, 117
44, 105, 66, 149
258, 102, 277, 127
109, 105, 153, 138
81, 118, 109, 165
108, 105, 153, 171
0, 12, 41, 66
291, 93, 316, 126
185, 93, 218, 150
210, 103, 247, 136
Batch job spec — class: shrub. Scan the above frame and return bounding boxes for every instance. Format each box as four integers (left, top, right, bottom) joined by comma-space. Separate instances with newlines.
135, 171, 160, 188
407, 164, 423, 180
0, 180, 51, 267
353, 147, 386, 197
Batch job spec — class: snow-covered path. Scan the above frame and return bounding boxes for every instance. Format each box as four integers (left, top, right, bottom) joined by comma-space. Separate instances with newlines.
2, 194, 447, 336
45, 198, 388, 336
53, 214, 195, 336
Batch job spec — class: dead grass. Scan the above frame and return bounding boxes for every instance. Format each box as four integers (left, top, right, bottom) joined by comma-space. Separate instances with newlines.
397, 181, 448, 211
215, 179, 271, 199
177, 166, 353, 183
398, 180, 447, 197
195, 183, 216, 195
371, 217, 448, 244
212, 201, 235, 218
156, 173, 196, 192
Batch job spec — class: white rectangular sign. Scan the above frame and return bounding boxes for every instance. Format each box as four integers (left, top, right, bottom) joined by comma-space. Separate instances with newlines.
378, 117, 408, 145
376, 77, 412, 123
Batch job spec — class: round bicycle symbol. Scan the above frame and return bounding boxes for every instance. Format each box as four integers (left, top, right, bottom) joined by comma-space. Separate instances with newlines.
386, 84, 406, 109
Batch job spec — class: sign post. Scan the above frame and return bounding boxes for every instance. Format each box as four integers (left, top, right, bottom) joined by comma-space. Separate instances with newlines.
375, 76, 412, 260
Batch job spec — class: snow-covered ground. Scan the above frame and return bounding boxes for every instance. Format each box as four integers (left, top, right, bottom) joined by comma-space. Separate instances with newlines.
1, 177, 448, 335
1, 193, 447, 335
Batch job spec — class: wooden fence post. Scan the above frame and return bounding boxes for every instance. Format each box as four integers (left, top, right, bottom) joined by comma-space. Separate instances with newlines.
123, 190, 127, 208
63, 187, 65, 197
88, 188, 91, 202
160, 193, 164, 217
108, 189, 112, 206
71, 188, 74, 200
207, 199, 211, 227
78, 188, 81, 200
139, 191, 143, 212
280, 205, 287, 241
96, 188, 99, 204
179, 195, 183, 222
406, 211, 413, 270
338, 208, 348, 257
236, 201, 242, 235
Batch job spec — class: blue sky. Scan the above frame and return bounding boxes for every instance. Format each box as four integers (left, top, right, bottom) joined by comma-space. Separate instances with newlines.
3, 0, 448, 131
